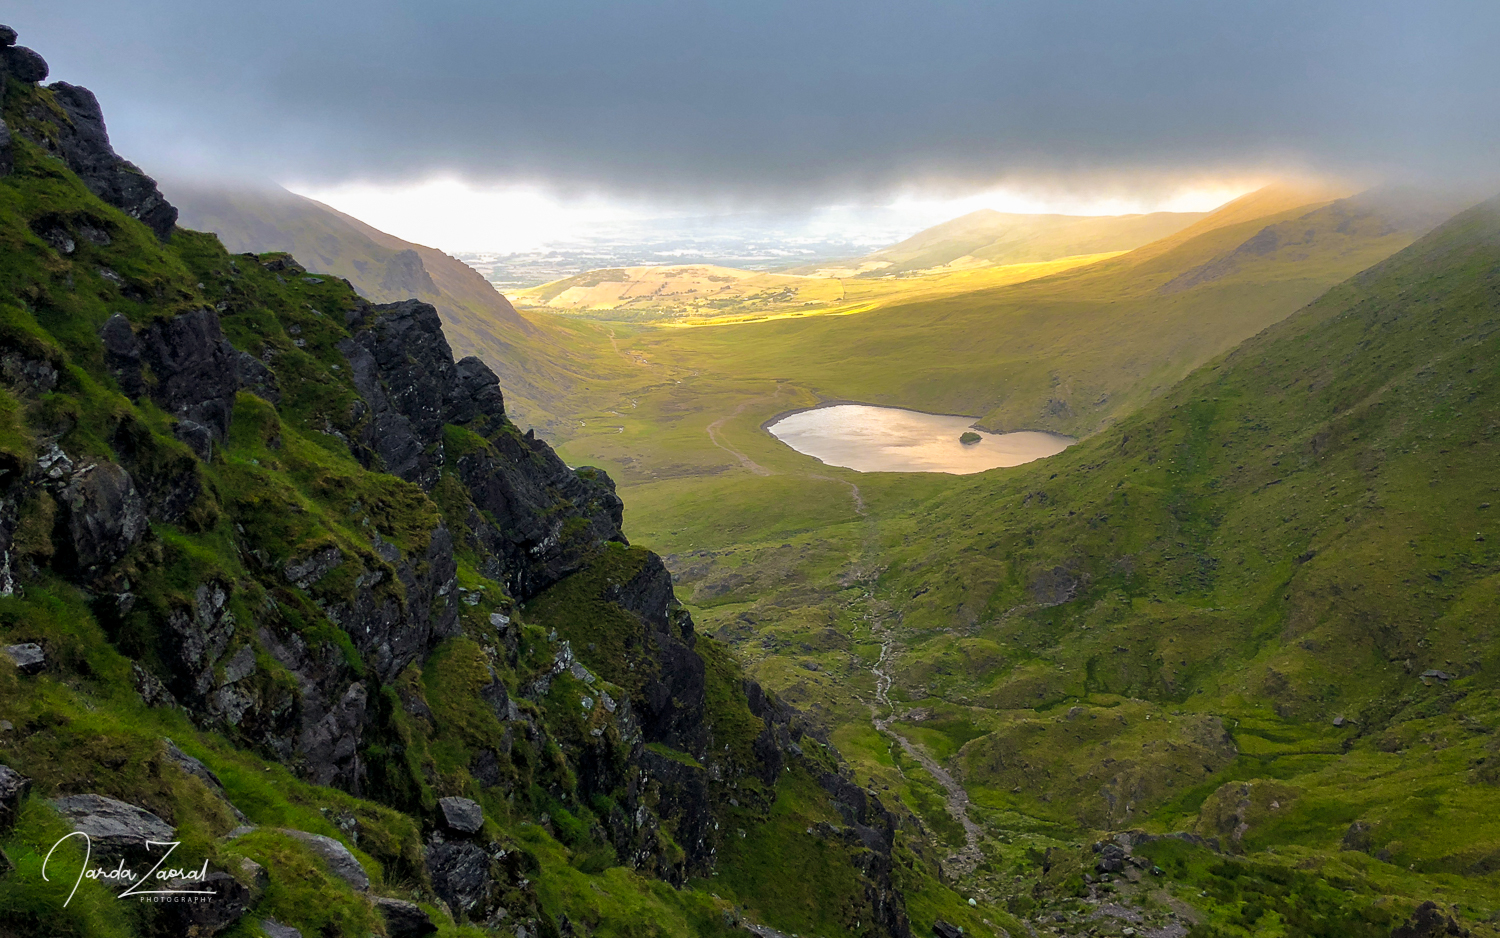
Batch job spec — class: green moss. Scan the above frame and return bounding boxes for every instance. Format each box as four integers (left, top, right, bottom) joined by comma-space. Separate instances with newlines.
523, 542, 655, 697
645, 742, 703, 770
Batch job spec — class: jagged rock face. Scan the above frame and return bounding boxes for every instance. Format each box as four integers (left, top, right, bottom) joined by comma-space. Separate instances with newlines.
339, 299, 624, 599
314, 526, 460, 684
10, 74, 178, 239
100, 310, 240, 458
255, 623, 366, 789
424, 832, 537, 927
610, 552, 708, 753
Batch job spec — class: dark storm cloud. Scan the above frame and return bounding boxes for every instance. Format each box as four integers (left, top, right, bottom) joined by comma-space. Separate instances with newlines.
7, 1, 1500, 201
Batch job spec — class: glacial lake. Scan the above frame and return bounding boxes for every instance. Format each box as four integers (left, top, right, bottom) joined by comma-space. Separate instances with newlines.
766, 404, 1073, 474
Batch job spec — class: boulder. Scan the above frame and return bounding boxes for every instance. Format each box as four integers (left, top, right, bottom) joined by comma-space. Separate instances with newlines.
260, 920, 303, 938
0, 45, 47, 83
933, 920, 964, 938
50, 794, 174, 861
437, 796, 485, 835
1391, 900, 1469, 937
0, 764, 31, 832
374, 897, 439, 938
278, 829, 369, 891
2, 643, 44, 675
151, 871, 250, 937
1095, 842, 1128, 873
237, 856, 269, 900
425, 836, 498, 921
58, 462, 148, 572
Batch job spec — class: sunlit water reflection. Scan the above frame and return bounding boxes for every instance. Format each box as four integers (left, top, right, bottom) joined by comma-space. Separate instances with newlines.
767, 404, 1072, 474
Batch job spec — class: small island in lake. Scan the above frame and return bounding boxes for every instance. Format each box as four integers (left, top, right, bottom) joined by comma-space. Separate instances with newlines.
959, 431, 982, 445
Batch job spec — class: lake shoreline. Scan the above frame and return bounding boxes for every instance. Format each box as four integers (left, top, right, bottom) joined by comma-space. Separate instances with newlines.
766, 402, 1074, 474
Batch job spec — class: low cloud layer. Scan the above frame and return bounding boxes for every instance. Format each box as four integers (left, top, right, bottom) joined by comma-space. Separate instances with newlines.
9, 1, 1499, 205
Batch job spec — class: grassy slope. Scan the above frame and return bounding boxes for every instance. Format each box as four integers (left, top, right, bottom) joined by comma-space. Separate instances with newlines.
856, 195, 1500, 932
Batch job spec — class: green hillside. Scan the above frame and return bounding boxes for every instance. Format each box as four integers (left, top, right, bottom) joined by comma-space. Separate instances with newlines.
861, 191, 1500, 933
640, 194, 1500, 935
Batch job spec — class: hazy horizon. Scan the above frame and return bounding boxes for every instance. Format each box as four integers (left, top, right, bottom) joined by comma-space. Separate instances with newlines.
10, 0, 1499, 258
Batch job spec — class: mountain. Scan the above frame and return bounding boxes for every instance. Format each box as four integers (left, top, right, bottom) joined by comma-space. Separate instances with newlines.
168, 182, 587, 434
852, 189, 1500, 933
793, 207, 1211, 278
615, 186, 1500, 934
513, 253, 1113, 322
0, 28, 989, 938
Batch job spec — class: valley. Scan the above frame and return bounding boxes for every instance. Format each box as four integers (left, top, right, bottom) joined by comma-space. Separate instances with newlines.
126, 160, 1500, 936
498, 184, 1500, 935
3, 8, 1495, 938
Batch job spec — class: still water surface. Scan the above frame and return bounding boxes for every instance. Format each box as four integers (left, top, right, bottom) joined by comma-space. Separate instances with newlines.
767, 404, 1072, 474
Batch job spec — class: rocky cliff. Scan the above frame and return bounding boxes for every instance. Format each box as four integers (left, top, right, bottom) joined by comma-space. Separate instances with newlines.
0, 27, 949, 938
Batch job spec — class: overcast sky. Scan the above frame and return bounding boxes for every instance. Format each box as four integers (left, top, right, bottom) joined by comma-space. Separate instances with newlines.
8, 2, 1498, 248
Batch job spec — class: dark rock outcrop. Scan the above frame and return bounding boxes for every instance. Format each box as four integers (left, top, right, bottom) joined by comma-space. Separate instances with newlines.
7, 63, 178, 239
100, 309, 240, 458
425, 834, 498, 922
339, 300, 623, 599
57, 462, 148, 573
233, 349, 280, 403
0, 117, 12, 177
0, 765, 30, 833
374, 897, 438, 938
1391, 901, 1470, 938
612, 553, 708, 753
424, 832, 536, 927
1, 45, 47, 83
151, 872, 250, 937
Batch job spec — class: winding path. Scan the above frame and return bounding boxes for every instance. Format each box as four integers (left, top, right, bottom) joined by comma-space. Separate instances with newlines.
868, 618, 985, 878
706, 399, 774, 476
809, 474, 866, 516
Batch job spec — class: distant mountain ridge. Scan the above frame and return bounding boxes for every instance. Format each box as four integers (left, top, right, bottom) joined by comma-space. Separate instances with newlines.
792, 207, 1209, 277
